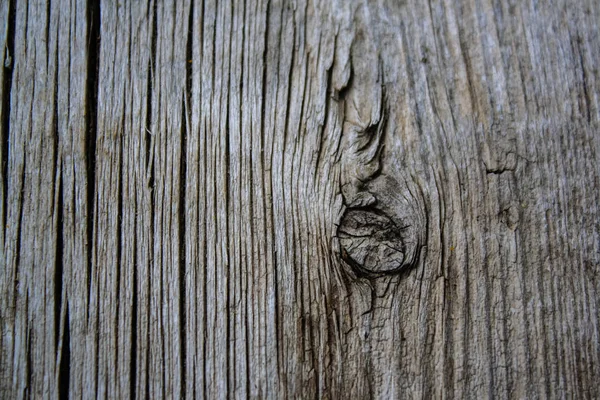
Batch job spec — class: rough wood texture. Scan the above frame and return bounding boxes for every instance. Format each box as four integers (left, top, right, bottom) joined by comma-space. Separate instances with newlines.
1, 0, 599, 398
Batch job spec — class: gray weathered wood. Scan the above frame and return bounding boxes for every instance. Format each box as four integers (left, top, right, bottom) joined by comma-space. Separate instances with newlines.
1, 0, 599, 398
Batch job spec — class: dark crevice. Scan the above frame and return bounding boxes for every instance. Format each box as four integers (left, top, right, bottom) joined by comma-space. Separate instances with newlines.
129, 8, 138, 392
179, 96, 188, 399
239, 0, 249, 397
181, 2, 194, 398
58, 303, 71, 400
198, 0, 207, 398
259, 1, 271, 393
260, 0, 270, 162
1, 0, 16, 241
185, 1, 193, 115
130, 227, 138, 399
88, 57, 99, 400
26, 325, 32, 398
127, 5, 132, 79
485, 166, 515, 175
145, 318, 150, 400
53, 18, 62, 347
128, 12, 138, 393
45, 0, 51, 71
85, 0, 100, 322
22, 0, 29, 55
54, 173, 63, 349
335, 63, 353, 103
224, 80, 231, 400
144, 55, 152, 175
145, 0, 157, 192
145, 4, 158, 399
144, 59, 154, 191
115, 95, 125, 385
575, 36, 591, 124
313, 61, 332, 179
14, 157, 25, 289
139, 5, 157, 395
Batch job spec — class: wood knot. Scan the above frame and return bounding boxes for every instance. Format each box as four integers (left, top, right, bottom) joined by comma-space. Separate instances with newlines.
337, 205, 419, 276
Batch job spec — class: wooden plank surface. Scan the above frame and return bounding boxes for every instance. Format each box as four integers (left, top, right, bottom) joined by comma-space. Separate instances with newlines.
1, 0, 599, 398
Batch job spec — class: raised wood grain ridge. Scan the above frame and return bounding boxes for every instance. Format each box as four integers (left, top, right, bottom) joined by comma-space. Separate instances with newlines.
1, 0, 599, 398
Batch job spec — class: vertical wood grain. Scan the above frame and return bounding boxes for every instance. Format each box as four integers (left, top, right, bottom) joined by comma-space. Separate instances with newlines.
1, 0, 599, 398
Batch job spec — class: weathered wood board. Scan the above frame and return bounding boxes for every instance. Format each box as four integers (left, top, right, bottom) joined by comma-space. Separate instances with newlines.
1, 0, 599, 398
